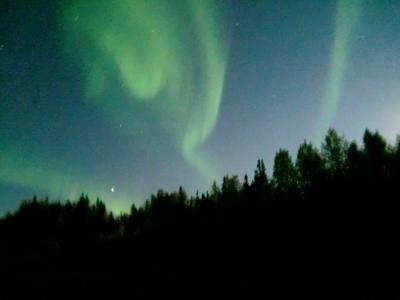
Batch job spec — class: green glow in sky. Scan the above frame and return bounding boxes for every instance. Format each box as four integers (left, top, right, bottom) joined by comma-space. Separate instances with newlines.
0, 0, 227, 214
61, 0, 228, 180
0, 142, 132, 213
317, 0, 363, 142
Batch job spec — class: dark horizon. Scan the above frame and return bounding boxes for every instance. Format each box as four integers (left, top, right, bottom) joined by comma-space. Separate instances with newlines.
1, 127, 399, 297
0, 127, 396, 218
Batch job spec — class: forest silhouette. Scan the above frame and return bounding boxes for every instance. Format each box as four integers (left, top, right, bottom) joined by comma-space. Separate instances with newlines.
1, 128, 399, 298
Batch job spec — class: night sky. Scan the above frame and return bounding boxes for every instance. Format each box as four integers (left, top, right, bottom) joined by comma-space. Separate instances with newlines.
1, 0, 399, 214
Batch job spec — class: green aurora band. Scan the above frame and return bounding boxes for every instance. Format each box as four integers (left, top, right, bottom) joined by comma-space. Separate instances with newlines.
317, 0, 363, 141
0, 142, 132, 213
0, 0, 227, 214
61, 0, 228, 180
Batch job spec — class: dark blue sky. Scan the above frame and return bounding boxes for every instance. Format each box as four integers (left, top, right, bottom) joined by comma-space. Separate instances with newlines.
1, 0, 399, 214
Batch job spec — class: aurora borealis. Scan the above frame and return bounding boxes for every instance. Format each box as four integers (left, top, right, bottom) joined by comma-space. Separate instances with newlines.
316, 0, 364, 142
61, 0, 228, 180
1, 0, 400, 214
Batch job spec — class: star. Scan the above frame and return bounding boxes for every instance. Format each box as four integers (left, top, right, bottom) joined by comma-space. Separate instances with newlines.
111, 187, 115, 193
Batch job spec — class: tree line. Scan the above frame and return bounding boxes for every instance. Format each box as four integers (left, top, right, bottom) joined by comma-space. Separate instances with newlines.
1, 128, 399, 297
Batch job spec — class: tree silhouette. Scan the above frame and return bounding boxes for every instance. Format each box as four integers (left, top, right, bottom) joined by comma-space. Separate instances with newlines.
322, 128, 348, 177
295, 141, 324, 192
221, 175, 241, 206
273, 149, 296, 194
363, 129, 389, 181
0, 128, 398, 298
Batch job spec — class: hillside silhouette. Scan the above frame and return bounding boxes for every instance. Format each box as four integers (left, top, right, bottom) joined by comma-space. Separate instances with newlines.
1, 128, 399, 298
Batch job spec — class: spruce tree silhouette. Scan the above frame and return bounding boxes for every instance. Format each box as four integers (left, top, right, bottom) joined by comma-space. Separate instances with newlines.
273, 149, 296, 196
0, 128, 399, 298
